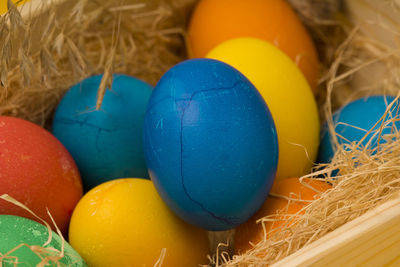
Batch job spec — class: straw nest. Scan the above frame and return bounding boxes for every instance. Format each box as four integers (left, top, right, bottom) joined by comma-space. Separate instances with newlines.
2, 0, 400, 266
0, 194, 67, 266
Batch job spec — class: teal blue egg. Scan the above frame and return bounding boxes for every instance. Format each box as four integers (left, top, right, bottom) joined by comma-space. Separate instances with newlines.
52, 74, 153, 191
318, 95, 400, 163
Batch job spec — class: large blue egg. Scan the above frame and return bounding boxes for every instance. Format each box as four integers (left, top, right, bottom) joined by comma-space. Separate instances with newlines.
52, 74, 153, 190
318, 95, 400, 163
143, 58, 278, 231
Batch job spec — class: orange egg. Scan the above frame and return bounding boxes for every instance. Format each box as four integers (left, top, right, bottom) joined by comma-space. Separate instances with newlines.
234, 177, 331, 254
187, 0, 320, 93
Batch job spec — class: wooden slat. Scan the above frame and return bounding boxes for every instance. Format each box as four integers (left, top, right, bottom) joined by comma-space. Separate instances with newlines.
385, 255, 400, 266
272, 195, 400, 267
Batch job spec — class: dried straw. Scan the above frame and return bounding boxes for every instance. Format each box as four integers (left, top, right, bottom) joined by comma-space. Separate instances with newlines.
218, 0, 400, 265
221, 98, 400, 266
0, 194, 68, 266
0, 0, 197, 126
2, 0, 400, 266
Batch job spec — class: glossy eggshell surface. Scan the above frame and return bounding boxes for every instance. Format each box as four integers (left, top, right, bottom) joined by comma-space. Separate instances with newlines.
207, 38, 320, 179
318, 95, 400, 163
52, 74, 153, 190
187, 0, 319, 92
68, 178, 209, 267
143, 58, 279, 230
0, 215, 86, 266
0, 116, 83, 235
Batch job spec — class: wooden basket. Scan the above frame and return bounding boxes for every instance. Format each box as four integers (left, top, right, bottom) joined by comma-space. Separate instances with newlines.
3, 0, 400, 266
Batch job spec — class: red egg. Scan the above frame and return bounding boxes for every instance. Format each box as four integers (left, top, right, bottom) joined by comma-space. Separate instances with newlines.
0, 116, 83, 235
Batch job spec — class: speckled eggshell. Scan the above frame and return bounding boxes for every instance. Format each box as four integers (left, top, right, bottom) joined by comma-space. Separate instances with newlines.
68, 178, 209, 267
0, 215, 86, 266
318, 95, 400, 163
0, 116, 83, 235
143, 58, 279, 231
52, 74, 153, 191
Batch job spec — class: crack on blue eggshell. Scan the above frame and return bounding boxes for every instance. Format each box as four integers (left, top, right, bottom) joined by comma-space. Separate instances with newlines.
53, 117, 113, 132
94, 127, 104, 152
53, 117, 113, 153
177, 81, 245, 227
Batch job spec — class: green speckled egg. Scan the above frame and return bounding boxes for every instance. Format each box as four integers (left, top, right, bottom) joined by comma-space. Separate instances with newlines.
0, 215, 86, 266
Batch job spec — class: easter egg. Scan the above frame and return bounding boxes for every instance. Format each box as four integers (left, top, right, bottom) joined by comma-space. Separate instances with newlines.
207, 38, 320, 179
0, 215, 86, 266
143, 58, 278, 231
187, 0, 319, 92
69, 178, 209, 267
318, 95, 400, 163
0, 116, 83, 235
52, 74, 153, 190
235, 177, 331, 254
0, 0, 30, 14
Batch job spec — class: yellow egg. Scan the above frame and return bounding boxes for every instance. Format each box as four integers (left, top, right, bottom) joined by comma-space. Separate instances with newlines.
206, 38, 320, 179
68, 178, 209, 267
187, 0, 320, 93
0, 0, 30, 14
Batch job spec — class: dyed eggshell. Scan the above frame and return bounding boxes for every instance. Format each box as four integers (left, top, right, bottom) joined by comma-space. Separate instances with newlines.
68, 178, 209, 267
0, 116, 83, 235
235, 177, 331, 254
207, 38, 320, 179
143, 58, 279, 231
0, 215, 86, 266
318, 95, 400, 163
187, 0, 319, 92
52, 74, 153, 190
0, 0, 30, 14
